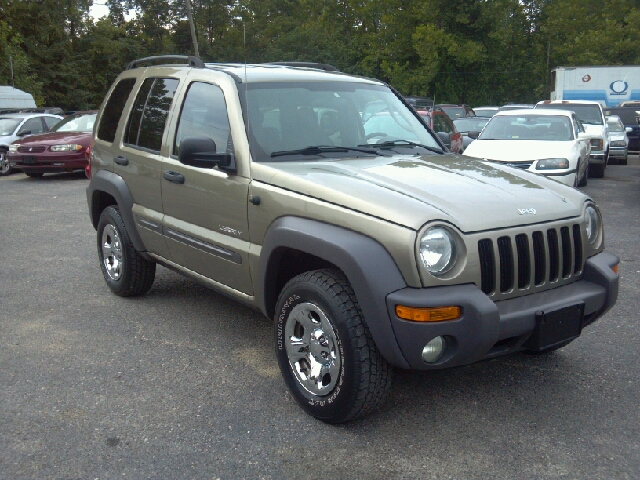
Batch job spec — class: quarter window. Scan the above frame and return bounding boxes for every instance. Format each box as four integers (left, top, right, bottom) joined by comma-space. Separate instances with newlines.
174, 82, 232, 156
125, 78, 179, 152
97, 78, 136, 143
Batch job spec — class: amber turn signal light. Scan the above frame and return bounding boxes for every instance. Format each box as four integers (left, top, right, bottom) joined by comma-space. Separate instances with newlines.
395, 305, 461, 322
611, 264, 619, 274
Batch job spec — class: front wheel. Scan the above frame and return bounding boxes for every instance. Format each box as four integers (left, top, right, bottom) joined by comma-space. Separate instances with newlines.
97, 206, 156, 296
0, 151, 14, 176
275, 269, 391, 423
589, 162, 605, 179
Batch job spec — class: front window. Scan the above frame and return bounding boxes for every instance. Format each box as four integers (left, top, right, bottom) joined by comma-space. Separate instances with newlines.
480, 115, 573, 141
52, 113, 97, 133
607, 118, 625, 132
536, 103, 603, 125
0, 118, 22, 136
453, 117, 489, 133
244, 81, 441, 162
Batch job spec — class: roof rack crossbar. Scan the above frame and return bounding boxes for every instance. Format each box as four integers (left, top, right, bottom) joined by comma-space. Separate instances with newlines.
126, 55, 205, 70
264, 62, 339, 72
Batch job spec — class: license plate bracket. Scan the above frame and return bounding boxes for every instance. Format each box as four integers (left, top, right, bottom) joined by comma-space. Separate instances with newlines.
524, 303, 584, 352
22, 155, 37, 164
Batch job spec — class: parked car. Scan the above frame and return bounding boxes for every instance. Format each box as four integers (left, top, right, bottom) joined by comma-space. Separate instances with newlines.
603, 106, 640, 153
452, 117, 490, 150
463, 109, 591, 187
618, 100, 640, 108
499, 103, 534, 111
404, 96, 434, 109
473, 106, 499, 118
0, 113, 63, 175
436, 104, 475, 120
7, 111, 96, 177
87, 56, 618, 423
416, 108, 464, 153
605, 115, 628, 165
535, 100, 609, 178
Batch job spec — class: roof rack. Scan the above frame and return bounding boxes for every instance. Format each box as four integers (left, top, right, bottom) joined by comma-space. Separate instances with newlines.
265, 62, 339, 72
126, 55, 205, 70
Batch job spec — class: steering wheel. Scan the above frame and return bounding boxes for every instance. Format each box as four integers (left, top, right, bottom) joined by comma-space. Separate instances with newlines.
365, 132, 389, 141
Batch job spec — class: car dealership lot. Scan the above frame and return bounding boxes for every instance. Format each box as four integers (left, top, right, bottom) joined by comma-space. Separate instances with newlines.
1, 161, 639, 479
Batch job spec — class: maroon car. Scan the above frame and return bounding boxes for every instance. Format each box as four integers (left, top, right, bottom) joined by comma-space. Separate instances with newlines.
8, 111, 96, 177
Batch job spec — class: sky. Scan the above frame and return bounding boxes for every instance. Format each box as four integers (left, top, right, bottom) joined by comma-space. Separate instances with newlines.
89, 3, 136, 21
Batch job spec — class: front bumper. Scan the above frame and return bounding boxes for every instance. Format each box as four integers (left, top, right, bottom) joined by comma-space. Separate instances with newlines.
589, 152, 606, 164
385, 251, 619, 370
8, 151, 87, 173
609, 146, 627, 159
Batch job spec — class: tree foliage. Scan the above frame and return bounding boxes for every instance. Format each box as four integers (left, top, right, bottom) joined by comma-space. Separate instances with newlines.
0, 0, 638, 110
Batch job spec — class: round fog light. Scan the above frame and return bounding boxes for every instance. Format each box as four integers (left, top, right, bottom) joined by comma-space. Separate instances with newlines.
422, 336, 446, 363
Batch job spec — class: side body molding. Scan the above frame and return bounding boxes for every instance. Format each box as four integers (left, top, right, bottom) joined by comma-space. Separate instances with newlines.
258, 216, 411, 368
86, 169, 147, 253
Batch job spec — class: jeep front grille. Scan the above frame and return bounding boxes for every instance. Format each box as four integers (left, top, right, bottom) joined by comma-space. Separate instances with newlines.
478, 224, 584, 296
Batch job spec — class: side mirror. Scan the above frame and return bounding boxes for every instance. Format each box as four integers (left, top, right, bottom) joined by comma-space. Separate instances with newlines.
17, 130, 32, 137
436, 131, 451, 148
625, 127, 632, 133
178, 136, 236, 173
467, 131, 480, 140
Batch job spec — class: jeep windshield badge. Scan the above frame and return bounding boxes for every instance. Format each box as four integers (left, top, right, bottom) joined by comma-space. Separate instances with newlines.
518, 208, 537, 215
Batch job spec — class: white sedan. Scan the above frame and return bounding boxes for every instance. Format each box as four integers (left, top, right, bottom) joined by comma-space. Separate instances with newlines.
463, 109, 591, 187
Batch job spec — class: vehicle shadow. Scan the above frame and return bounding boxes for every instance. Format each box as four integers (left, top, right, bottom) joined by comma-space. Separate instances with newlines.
17, 170, 87, 181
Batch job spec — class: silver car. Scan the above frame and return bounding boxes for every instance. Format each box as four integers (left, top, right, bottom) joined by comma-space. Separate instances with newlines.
0, 113, 63, 175
606, 115, 629, 165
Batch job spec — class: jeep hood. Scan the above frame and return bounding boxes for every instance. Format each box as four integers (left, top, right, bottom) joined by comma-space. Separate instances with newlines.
252, 154, 588, 232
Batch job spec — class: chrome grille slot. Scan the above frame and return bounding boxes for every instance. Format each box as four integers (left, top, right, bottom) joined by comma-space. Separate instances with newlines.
547, 229, 560, 282
532, 231, 546, 285
573, 224, 583, 274
478, 239, 495, 294
18, 145, 46, 153
515, 234, 530, 289
560, 226, 572, 278
497, 236, 514, 293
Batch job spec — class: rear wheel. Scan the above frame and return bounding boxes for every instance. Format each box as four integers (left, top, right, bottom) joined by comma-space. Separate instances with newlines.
97, 206, 156, 296
275, 269, 391, 423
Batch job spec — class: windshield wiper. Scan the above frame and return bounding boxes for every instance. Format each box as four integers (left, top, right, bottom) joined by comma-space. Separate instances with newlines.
271, 145, 383, 158
358, 139, 445, 154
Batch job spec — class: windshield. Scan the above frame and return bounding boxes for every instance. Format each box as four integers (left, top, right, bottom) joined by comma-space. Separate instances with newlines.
439, 106, 466, 119
480, 114, 573, 141
607, 118, 624, 132
52, 113, 97, 133
473, 108, 497, 118
0, 118, 23, 136
453, 117, 489, 133
244, 81, 441, 162
536, 103, 603, 125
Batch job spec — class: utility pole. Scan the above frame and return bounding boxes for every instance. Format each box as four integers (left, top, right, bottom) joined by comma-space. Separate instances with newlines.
185, 0, 199, 58
9, 56, 14, 86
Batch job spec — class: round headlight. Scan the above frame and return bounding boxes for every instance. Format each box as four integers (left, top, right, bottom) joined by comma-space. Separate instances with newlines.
585, 205, 601, 245
419, 227, 456, 275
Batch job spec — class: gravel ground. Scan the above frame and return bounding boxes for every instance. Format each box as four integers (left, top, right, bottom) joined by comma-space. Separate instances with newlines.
1, 157, 639, 479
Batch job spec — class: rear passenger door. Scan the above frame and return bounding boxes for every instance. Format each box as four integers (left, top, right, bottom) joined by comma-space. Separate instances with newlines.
116, 76, 181, 258
160, 78, 253, 295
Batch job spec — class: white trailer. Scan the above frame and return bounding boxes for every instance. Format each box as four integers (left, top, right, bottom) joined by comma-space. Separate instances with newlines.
0, 86, 36, 109
551, 65, 640, 107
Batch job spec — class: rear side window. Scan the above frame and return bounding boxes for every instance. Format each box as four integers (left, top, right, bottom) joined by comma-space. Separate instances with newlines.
97, 78, 136, 143
125, 78, 179, 152
43, 116, 60, 129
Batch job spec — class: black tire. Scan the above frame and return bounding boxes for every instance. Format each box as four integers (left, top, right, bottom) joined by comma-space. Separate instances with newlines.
97, 206, 156, 296
275, 269, 391, 423
25, 172, 44, 178
588, 162, 605, 178
577, 161, 588, 187
619, 156, 628, 165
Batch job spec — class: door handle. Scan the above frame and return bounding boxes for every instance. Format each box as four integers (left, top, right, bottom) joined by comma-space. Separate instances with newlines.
114, 155, 129, 166
163, 170, 185, 184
